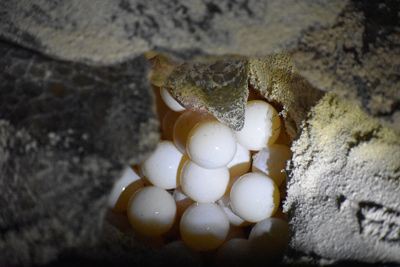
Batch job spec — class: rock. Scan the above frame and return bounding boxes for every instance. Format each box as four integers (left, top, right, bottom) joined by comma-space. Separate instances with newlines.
249, 52, 324, 140
164, 58, 249, 131
0, 0, 399, 266
291, 1, 400, 134
284, 93, 400, 264
0, 0, 347, 64
0, 41, 159, 266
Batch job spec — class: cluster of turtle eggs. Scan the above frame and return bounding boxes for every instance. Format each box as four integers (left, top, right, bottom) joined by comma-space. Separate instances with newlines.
107, 87, 292, 265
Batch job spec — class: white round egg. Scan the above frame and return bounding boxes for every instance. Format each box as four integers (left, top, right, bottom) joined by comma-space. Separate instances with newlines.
249, 217, 289, 247
235, 100, 281, 151
160, 87, 186, 112
217, 195, 249, 227
230, 172, 280, 223
180, 203, 230, 251
248, 218, 289, 264
141, 141, 187, 189
173, 111, 214, 153
107, 166, 144, 212
181, 160, 229, 203
162, 109, 181, 141
127, 186, 177, 236
187, 120, 237, 169
173, 186, 195, 217
252, 144, 292, 186
226, 142, 251, 179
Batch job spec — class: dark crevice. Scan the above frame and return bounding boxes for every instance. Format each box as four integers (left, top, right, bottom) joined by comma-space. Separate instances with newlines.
336, 194, 347, 210
353, 0, 400, 54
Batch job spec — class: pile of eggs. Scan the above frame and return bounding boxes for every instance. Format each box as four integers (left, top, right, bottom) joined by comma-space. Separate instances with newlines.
107, 86, 292, 265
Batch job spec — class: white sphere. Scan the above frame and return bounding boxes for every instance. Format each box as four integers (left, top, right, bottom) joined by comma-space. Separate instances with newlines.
187, 120, 237, 169
249, 218, 289, 246
173, 187, 195, 217
230, 172, 280, 223
162, 110, 181, 141
226, 142, 251, 179
180, 203, 230, 251
217, 195, 249, 227
107, 166, 143, 209
173, 111, 214, 153
248, 218, 289, 264
181, 160, 229, 203
235, 100, 281, 151
252, 144, 292, 186
160, 87, 186, 112
141, 141, 186, 189
127, 186, 177, 236
107, 166, 144, 212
